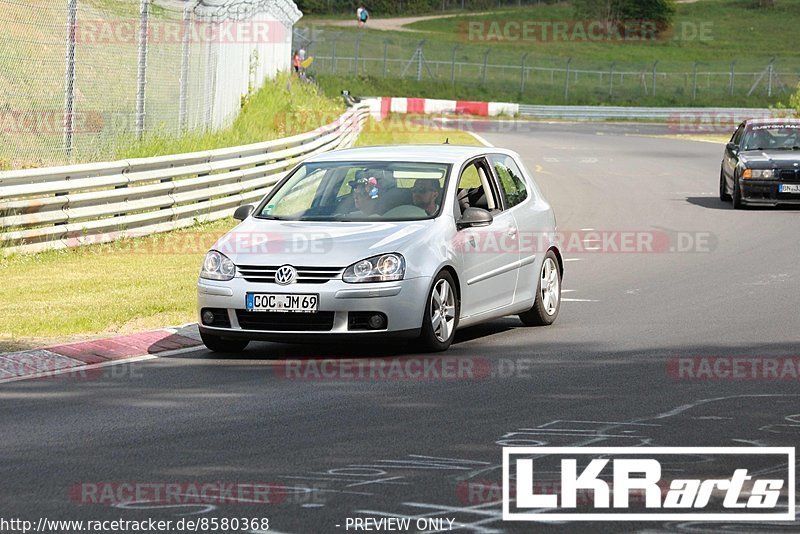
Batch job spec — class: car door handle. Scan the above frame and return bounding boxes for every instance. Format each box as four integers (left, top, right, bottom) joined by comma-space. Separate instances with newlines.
507, 227, 517, 238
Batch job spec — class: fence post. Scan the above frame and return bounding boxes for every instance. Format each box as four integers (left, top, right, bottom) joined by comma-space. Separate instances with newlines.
519, 52, 529, 95
767, 57, 775, 97
135, 0, 150, 139
353, 33, 362, 75
178, 1, 192, 132
481, 48, 490, 86
417, 40, 426, 81
383, 39, 389, 78
62, 0, 78, 159
564, 57, 572, 102
729, 61, 736, 96
203, 18, 214, 129
652, 61, 658, 97
450, 45, 459, 85
692, 61, 699, 101
331, 35, 337, 74
608, 62, 615, 98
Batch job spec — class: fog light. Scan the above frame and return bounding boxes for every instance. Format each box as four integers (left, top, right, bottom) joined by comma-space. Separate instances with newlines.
202, 310, 215, 325
368, 314, 386, 330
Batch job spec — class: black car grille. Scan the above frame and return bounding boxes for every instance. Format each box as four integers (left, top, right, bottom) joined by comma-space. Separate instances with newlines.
779, 169, 800, 182
237, 265, 344, 284
236, 311, 335, 331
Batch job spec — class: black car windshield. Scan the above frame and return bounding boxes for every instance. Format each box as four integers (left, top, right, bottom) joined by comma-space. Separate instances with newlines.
255, 161, 451, 221
741, 124, 800, 151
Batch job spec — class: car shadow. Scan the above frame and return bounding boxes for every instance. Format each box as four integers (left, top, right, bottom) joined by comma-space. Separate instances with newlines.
685, 197, 732, 210
686, 196, 800, 211
179, 318, 522, 360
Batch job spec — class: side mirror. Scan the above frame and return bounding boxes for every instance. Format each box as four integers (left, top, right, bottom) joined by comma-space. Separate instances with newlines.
233, 205, 255, 221
457, 207, 493, 230
726, 142, 739, 154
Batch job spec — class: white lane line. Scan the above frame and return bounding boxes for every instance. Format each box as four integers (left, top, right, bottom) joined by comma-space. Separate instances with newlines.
580, 228, 595, 231
564, 258, 581, 262
583, 246, 601, 251
467, 131, 494, 147
562, 298, 600, 302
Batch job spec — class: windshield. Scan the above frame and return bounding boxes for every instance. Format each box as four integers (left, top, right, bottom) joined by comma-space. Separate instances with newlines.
741, 124, 800, 151
255, 161, 451, 221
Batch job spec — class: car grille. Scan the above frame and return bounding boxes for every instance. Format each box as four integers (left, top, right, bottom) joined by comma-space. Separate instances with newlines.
236, 311, 335, 331
237, 265, 344, 284
779, 170, 800, 182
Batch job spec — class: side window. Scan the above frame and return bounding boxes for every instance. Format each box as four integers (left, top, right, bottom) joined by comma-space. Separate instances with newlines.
489, 154, 528, 209
731, 125, 745, 145
455, 159, 498, 215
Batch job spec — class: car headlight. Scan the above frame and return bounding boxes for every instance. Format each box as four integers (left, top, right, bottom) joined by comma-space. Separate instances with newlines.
343, 253, 405, 283
742, 169, 775, 179
200, 250, 236, 281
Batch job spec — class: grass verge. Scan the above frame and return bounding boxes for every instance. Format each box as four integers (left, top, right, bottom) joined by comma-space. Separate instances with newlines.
118, 73, 344, 159
305, 0, 800, 107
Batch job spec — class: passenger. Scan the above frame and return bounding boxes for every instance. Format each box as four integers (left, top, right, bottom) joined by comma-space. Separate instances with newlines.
349, 176, 382, 217
411, 178, 442, 216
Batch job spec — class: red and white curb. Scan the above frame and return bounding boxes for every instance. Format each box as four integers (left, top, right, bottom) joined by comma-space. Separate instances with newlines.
368, 96, 519, 119
0, 325, 203, 384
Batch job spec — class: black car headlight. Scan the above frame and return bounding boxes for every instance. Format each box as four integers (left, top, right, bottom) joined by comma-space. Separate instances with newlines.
743, 169, 775, 179
200, 250, 236, 281
343, 253, 405, 283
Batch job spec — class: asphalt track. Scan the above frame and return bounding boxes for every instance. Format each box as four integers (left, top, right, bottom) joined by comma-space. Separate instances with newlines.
2, 122, 799, 533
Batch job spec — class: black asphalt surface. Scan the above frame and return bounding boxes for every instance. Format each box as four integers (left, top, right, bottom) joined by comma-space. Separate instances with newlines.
2, 122, 799, 534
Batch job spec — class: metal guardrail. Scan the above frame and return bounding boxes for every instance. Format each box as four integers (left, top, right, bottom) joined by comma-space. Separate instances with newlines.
0, 104, 369, 254
517, 105, 780, 122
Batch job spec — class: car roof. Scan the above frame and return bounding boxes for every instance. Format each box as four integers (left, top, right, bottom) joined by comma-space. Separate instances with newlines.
306, 144, 510, 164
743, 118, 800, 126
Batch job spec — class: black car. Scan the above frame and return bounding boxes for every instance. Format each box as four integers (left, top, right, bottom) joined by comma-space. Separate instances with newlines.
720, 118, 800, 209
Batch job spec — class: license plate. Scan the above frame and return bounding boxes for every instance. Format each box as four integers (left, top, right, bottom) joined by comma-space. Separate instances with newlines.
779, 183, 800, 193
246, 293, 318, 313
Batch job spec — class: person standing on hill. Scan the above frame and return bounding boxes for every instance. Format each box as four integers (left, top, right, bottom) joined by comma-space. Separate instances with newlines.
357, 4, 369, 28
292, 50, 301, 73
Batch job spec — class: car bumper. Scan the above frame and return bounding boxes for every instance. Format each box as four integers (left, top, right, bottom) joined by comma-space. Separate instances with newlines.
741, 180, 800, 205
197, 276, 431, 340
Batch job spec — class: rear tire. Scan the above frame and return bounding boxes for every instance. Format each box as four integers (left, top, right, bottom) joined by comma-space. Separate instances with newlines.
200, 331, 249, 353
719, 169, 731, 201
519, 250, 561, 326
417, 271, 459, 352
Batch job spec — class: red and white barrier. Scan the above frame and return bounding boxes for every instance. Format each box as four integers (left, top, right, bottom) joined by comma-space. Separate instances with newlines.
370, 97, 519, 120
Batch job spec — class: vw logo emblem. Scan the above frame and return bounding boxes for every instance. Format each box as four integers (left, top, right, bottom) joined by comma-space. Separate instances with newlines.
274, 265, 297, 285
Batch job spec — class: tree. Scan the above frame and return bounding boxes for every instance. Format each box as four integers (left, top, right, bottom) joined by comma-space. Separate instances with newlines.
571, 0, 675, 36
789, 83, 800, 116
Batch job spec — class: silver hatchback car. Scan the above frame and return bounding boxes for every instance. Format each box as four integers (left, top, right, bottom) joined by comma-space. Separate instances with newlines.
197, 145, 562, 352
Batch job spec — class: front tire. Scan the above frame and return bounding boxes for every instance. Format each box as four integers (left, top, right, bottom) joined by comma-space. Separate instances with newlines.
417, 271, 459, 352
719, 169, 731, 201
200, 331, 249, 353
519, 250, 561, 326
